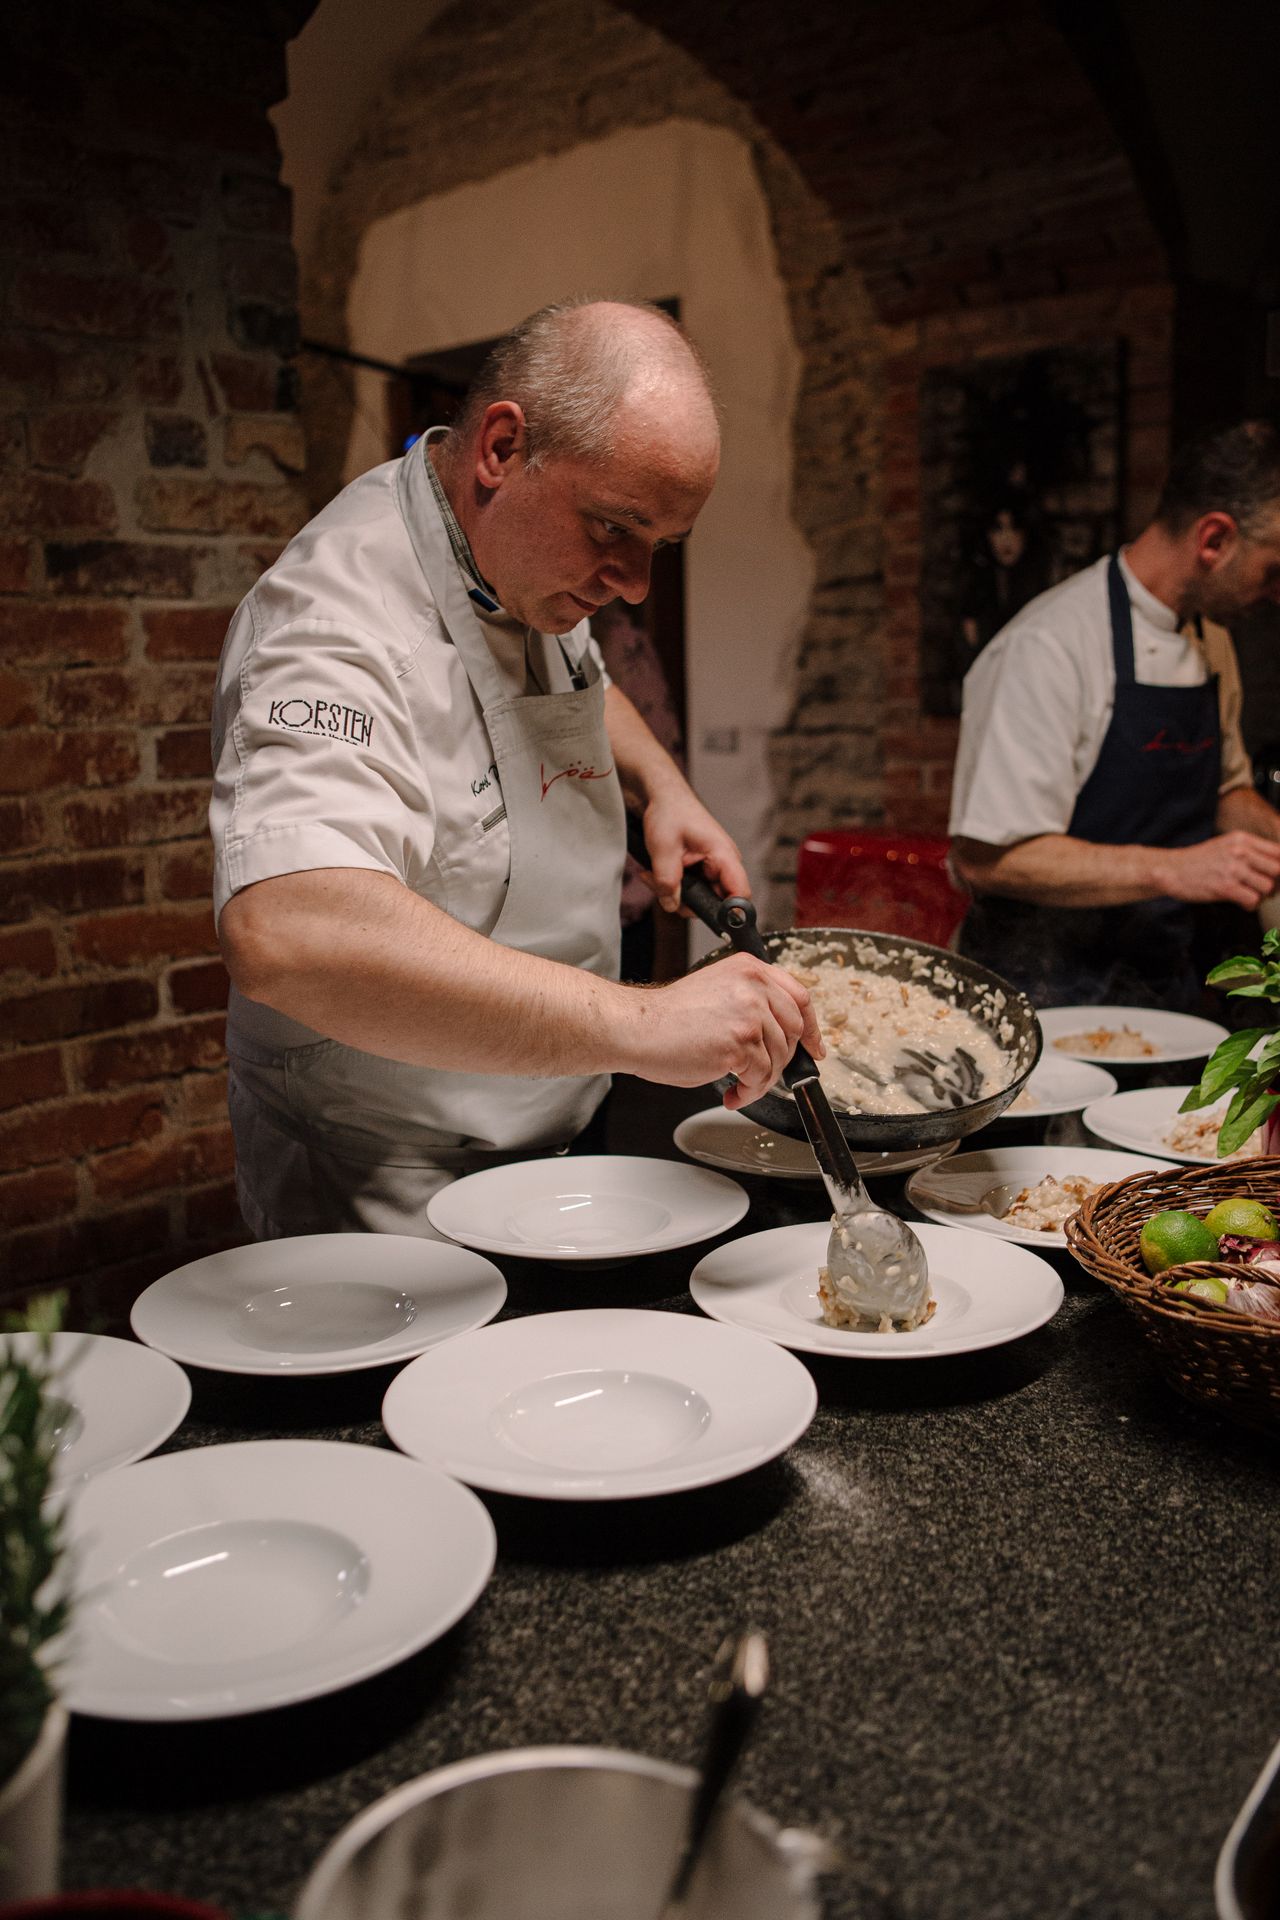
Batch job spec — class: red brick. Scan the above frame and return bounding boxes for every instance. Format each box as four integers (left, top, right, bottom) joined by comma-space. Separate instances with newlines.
0, 336, 62, 401
28, 410, 121, 476
44, 541, 200, 597
159, 843, 214, 899
0, 924, 58, 978
0, 537, 35, 592
141, 605, 235, 661
111, 77, 277, 161
43, 670, 134, 725
44, 665, 212, 729
168, 958, 229, 1015
224, 414, 307, 474
209, 354, 278, 412
1, 853, 147, 926
144, 415, 208, 470
0, 729, 140, 796
77, 1014, 226, 1093
70, 903, 217, 967
0, 797, 48, 855
13, 270, 182, 343
0, 414, 25, 472
134, 356, 184, 406
0, 474, 117, 535
0, 602, 129, 666
0, 1088, 166, 1174
0, 668, 39, 727
4, 977, 158, 1049
136, 476, 305, 539
61, 787, 208, 850
157, 727, 211, 780
0, 1164, 79, 1231
0, 1047, 66, 1113
91, 1123, 234, 1201
179, 1068, 229, 1126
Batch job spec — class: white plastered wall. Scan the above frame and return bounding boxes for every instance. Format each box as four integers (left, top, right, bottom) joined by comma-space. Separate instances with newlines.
343, 118, 814, 923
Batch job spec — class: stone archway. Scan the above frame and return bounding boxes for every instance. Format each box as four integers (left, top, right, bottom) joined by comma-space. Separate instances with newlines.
299, 0, 882, 922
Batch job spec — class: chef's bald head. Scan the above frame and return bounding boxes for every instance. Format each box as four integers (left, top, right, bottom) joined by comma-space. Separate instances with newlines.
447, 298, 720, 473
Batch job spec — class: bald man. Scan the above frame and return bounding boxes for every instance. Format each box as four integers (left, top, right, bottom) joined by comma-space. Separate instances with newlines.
211, 298, 821, 1239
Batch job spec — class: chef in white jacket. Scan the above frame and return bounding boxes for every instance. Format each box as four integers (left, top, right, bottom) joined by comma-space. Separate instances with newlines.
211, 298, 821, 1237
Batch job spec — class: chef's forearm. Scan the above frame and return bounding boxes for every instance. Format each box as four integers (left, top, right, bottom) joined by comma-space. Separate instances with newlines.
1218, 784, 1280, 842
603, 682, 689, 811
951, 834, 1170, 908
219, 868, 632, 1075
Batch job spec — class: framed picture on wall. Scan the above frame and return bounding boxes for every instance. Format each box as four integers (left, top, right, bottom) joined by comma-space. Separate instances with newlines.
918, 341, 1125, 717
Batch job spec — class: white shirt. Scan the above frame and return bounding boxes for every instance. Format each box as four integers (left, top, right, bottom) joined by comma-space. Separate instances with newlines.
210, 454, 605, 937
948, 552, 1252, 848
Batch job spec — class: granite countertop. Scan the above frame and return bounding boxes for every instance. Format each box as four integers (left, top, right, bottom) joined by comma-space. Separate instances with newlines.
60, 1080, 1280, 1919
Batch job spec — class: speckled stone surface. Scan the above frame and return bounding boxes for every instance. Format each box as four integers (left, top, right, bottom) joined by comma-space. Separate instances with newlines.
58, 1080, 1280, 1918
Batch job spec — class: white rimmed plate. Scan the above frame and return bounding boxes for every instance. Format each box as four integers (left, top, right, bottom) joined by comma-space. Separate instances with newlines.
381, 1308, 817, 1499
130, 1233, 506, 1376
62, 1439, 496, 1721
905, 1144, 1178, 1249
1038, 1004, 1227, 1066
689, 1221, 1063, 1359
5, 1331, 190, 1486
1083, 1084, 1267, 1165
980, 1053, 1118, 1123
425, 1156, 747, 1263
671, 1107, 961, 1182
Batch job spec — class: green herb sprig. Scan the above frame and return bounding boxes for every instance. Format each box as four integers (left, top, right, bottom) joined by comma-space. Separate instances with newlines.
0, 1293, 70, 1791
1179, 927, 1280, 1156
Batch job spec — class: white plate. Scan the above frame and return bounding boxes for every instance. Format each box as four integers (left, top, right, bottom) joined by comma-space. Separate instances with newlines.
381, 1308, 817, 1499
905, 1144, 1177, 1249
671, 1107, 961, 1181
5, 1332, 190, 1487
1038, 1004, 1228, 1066
130, 1234, 507, 1376
426, 1156, 747, 1263
63, 1439, 496, 1721
981, 1053, 1118, 1122
689, 1221, 1064, 1359
1083, 1084, 1265, 1165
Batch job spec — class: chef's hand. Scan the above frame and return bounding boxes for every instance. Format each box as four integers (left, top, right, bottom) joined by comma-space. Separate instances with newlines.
622, 954, 824, 1107
636, 789, 751, 913
1159, 832, 1280, 910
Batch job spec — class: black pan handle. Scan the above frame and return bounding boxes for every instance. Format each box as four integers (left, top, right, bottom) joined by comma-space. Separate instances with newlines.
625, 812, 820, 1091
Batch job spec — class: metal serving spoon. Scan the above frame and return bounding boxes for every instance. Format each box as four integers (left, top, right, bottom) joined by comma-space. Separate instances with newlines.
660, 1629, 770, 1917
624, 819, 930, 1318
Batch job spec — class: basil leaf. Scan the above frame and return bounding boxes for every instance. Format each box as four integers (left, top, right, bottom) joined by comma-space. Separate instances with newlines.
1180, 1027, 1270, 1109
1218, 1085, 1280, 1157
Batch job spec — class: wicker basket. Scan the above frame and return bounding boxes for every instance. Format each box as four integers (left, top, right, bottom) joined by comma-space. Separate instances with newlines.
1065, 1156, 1280, 1435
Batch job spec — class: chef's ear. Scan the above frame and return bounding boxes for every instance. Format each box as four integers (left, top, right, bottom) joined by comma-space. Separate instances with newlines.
1194, 510, 1239, 566
475, 403, 528, 491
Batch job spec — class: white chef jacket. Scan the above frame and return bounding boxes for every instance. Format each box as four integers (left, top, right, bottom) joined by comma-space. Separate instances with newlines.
949, 551, 1252, 849
211, 457, 608, 941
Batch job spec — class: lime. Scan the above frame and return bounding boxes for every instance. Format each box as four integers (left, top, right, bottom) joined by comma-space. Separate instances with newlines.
1203, 1195, 1279, 1241
1138, 1210, 1220, 1276
1169, 1275, 1230, 1306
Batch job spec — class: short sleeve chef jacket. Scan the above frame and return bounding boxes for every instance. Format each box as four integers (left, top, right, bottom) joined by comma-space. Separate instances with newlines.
210, 456, 608, 937
948, 552, 1252, 849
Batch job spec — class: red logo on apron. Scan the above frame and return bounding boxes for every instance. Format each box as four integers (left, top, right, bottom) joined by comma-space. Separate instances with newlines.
540, 759, 615, 800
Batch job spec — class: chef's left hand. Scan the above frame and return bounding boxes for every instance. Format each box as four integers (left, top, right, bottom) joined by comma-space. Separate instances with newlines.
638, 789, 750, 913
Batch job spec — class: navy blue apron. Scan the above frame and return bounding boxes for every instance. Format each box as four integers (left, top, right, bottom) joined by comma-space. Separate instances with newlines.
957, 556, 1221, 1010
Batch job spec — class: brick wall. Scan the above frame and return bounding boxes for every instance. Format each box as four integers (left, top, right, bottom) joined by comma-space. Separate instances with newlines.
302, 0, 1169, 915
0, 0, 309, 1321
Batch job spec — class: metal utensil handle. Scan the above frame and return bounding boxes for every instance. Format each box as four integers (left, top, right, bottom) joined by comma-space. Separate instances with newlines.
665, 1630, 769, 1910
624, 814, 820, 1088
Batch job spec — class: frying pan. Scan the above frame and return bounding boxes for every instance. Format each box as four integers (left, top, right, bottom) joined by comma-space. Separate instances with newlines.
627, 820, 1042, 1153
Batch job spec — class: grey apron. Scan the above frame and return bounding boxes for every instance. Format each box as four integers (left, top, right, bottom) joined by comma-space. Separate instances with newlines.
229, 441, 625, 1238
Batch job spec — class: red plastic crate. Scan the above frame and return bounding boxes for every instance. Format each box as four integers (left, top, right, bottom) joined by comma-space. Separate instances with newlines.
794, 830, 968, 948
